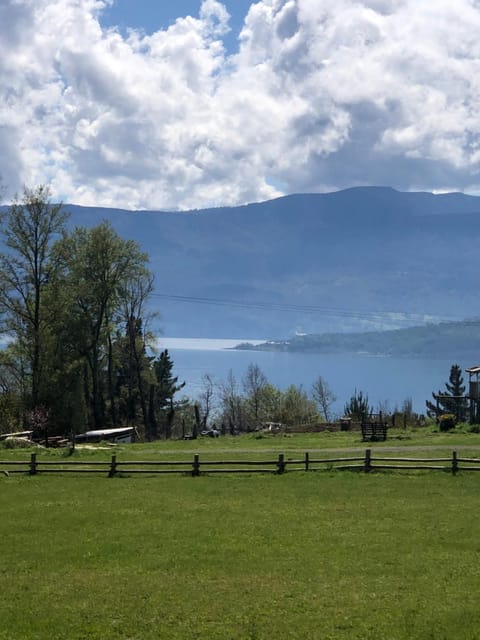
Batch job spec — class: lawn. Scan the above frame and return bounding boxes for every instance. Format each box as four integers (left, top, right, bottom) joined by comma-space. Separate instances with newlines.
2, 428, 480, 477
1, 465, 480, 639
2, 426, 480, 464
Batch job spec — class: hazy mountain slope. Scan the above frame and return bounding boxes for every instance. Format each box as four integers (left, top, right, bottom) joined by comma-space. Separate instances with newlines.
61, 187, 480, 337
1, 187, 477, 337
236, 320, 480, 358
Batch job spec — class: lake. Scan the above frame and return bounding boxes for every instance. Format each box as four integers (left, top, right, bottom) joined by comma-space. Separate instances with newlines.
159, 338, 475, 417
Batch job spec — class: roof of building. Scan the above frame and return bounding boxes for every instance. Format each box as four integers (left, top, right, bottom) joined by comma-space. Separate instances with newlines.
466, 366, 480, 374
78, 427, 134, 438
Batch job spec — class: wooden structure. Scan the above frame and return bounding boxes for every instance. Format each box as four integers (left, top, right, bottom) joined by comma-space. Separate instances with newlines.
430, 366, 480, 424
3, 449, 480, 476
75, 427, 135, 444
466, 366, 480, 423
361, 413, 388, 442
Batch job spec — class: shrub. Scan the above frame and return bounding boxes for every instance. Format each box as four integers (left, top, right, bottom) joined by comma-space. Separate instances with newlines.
344, 390, 372, 422
438, 414, 456, 432
1, 436, 34, 449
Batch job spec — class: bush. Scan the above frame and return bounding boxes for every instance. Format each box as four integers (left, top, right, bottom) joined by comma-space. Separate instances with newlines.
344, 390, 372, 422
438, 414, 456, 432
1, 436, 34, 449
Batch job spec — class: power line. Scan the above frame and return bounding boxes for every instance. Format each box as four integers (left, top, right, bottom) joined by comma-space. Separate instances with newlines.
150, 292, 452, 324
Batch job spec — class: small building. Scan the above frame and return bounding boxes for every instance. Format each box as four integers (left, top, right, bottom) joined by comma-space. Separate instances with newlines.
75, 427, 135, 444
466, 366, 480, 423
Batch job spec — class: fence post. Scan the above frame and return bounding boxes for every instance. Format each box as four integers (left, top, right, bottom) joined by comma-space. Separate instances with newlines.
29, 452, 37, 476
192, 454, 200, 477
109, 454, 117, 478
305, 452, 310, 472
452, 450, 458, 475
277, 453, 285, 474
364, 448, 371, 473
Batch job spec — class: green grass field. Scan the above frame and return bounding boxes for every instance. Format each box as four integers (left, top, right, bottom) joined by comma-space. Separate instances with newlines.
2, 426, 480, 463
1, 431, 480, 639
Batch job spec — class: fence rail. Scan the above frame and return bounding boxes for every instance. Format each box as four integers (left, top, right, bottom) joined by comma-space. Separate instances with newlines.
1, 450, 480, 477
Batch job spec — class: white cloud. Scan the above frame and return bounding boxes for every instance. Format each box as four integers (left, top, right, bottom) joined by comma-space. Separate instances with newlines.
1, 0, 480, 209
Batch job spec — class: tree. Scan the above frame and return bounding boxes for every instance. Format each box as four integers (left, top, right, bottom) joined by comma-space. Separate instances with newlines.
0, 186, 68, 413
0, 185, 168, 436
114, 271, 155, 431
243, 363, 268, 426
402, 397, 413, 417
0, 344, 25, 433
311, 375, 336, 422
148, 349, 185, 439
198, 373, 215, 429
344, 390, 372, 422
220, 369, 245, 433
56, 221, 151, 428
255, 383, 282, 424
278, 384, 317, 426
426, 364, 468, 422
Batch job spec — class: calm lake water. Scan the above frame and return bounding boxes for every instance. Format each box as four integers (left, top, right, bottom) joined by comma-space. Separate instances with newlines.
159, 338, 475, 417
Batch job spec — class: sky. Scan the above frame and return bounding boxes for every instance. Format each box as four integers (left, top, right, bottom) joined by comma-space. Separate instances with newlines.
1, 0, 480, 210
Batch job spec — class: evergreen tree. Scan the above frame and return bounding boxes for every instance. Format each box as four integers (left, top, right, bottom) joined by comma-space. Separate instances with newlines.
148, 349, 185, 439
344, 389, 372, 422
112, 319, 149, 427
426, 364, 468, 422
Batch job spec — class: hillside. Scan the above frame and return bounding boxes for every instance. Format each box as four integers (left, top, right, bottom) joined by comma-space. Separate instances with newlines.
5, 186, 480, 337
235, 319, 480, 358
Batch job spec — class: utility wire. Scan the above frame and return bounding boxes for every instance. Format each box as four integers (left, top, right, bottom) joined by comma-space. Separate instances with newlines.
150, 292, 453, 324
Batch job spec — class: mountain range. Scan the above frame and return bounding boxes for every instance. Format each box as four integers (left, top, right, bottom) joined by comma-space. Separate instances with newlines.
2, 186, 479, 338
59, 186, 480, 338
235, 319, 480, 358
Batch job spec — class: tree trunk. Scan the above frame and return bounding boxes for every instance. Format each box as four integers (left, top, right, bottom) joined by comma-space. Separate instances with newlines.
148, 383, 157, 440
107, 328, 117, 426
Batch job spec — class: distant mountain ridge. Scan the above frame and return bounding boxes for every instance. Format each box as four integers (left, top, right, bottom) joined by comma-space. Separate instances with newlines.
4, 186, 480, 337
235, 319, 480, 359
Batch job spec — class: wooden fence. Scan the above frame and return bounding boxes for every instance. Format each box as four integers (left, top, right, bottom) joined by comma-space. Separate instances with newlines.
1, 450, 480, 477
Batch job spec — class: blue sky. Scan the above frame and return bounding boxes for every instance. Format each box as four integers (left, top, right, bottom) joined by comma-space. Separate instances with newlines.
1, 0, 480, 210
100, 0, 253, 53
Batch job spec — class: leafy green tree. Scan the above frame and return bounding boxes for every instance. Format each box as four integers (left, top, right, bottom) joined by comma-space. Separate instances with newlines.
344, 390, 372, 422
170, 397, 199, 439
278, 384, 317, 426
426, 364, 468, 422
0, 186, 162, 437
0, 186, 68, 413
112, 271, 155, 430
0, 344, 25, 433
255, 383, 282, 424
243, 363, 268, 426
56, 221, 150, 428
